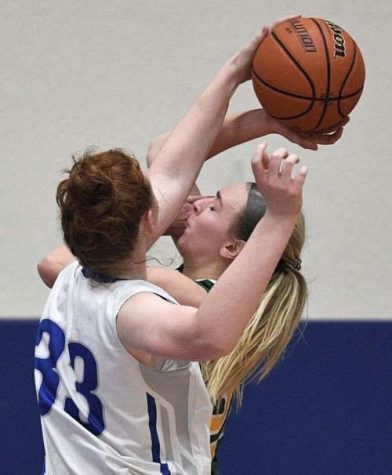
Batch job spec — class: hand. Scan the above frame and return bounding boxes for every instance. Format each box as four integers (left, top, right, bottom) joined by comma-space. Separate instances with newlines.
266, 112, 349, 150
227, 15, 301, 84
251, 142, 307, 219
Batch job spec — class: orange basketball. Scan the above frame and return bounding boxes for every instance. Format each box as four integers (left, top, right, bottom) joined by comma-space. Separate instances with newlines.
252, 17, 365, 132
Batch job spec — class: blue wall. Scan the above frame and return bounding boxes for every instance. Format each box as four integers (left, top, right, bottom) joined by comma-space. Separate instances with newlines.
1, 320, 391, 474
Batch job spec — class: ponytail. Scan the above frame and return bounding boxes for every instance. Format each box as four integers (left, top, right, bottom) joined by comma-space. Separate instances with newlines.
202, 211, 307, 406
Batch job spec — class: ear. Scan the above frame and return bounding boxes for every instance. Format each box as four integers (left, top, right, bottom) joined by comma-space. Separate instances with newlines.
142, 209, 157, 235
219, 239, 246, 260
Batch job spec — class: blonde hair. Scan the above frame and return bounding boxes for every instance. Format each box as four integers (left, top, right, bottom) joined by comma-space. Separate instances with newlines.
201, 213, 307, 406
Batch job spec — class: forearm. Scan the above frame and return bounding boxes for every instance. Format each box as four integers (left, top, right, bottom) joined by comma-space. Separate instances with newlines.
195, 212, 296, 354
149, 65, 238, 179
195, 141, 306, 356
148, 64, 240, 240
146, 109, 273, 167
206, 109, 273, 157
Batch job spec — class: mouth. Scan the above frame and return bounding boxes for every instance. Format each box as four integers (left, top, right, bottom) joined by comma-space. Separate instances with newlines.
181, 217, 193, 238
185, 214, 194, 229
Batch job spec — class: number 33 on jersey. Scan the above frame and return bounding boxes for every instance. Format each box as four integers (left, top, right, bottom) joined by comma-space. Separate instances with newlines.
35, 318, 105, 436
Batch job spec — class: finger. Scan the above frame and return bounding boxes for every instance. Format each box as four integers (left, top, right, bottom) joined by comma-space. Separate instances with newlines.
283, 129, 319, 151
260, 142, 270, 171
251, 141, 268, 168
249, 26, 269, 52
296, 139, 318, 151
259, 26, 270, 43
338, 116, 350, 127
280, 154, 299, 180
269, 147, 289, 174
297, 119, 347, 146
273, 119, 319, 150
270, 14, 301, 31
323, 126, 344, 143
272, 147, 289, 159
293, 165, 308, 190
251, 141, 269, 178
316, 122, 347, 135
310, 116, 349, 136
312, 126, 344, 145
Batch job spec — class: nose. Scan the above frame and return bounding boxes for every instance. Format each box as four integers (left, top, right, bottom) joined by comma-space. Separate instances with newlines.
193, 197, 212, 215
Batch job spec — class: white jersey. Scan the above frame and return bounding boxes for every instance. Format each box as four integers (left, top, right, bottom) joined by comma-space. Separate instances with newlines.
34, 261, 212, 474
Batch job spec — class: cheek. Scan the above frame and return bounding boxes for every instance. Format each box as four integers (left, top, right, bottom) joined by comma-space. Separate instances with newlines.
193, 215, 214, 234
179, 215, 219, 251
193, 213, 228, 244
177, 230, 204, 258
194, 216, 230, 249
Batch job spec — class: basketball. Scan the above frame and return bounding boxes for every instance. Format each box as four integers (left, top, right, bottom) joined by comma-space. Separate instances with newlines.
252, 17, 365, 132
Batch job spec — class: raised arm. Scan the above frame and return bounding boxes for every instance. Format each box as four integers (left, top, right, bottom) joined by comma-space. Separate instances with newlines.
117, 143, 307, 361
38, 28, 268, 287
146, 82, 344, 244
146, 109, 345, 171
146, 28, 270, 247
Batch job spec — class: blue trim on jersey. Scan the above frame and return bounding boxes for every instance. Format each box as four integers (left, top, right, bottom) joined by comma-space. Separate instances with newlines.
82, 267, 126, 283
146, 393, 171, 475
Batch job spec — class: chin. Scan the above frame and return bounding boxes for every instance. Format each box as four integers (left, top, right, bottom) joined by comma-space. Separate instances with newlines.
176, 234, 186, 252
176, 234, 192, 258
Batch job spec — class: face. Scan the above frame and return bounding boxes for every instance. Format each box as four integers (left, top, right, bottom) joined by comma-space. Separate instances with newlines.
177, 182, 249, 262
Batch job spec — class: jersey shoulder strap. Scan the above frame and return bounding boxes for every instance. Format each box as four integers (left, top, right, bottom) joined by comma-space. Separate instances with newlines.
195, 279, 216, 292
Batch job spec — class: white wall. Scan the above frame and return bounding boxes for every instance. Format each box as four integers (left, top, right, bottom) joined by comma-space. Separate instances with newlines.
1, 0, 391, 318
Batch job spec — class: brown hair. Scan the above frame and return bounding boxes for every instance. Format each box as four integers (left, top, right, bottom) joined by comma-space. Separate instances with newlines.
56, 148, 154, 276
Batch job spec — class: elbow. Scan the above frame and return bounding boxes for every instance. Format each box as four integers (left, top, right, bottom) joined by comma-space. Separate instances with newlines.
194, 334, 235, 361
146, 149, 153, 168
187, 315, 238, 360
208, 341, 235, 360
37, 258, 57, 288
146, 140, 159, 168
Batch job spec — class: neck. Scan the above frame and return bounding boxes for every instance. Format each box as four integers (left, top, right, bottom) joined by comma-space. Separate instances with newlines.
181, 257, 229, 281
114, 245, 148, 281
116, 262, 147, 281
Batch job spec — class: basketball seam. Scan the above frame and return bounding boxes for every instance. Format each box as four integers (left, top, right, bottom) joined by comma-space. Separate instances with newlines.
252, 70, 363, 102
252, 32, 317, 121
252, 21, 364, 130
311, 19, 331, 131
338, 42, 358, 118
271, 31, 316, 99
265, 89, 363, 123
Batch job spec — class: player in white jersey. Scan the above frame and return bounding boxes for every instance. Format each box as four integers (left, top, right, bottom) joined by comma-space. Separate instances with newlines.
36, 95, 346, 473
37, 261, 211, 474
34, 21, 308, 475
36, 84, 345, 475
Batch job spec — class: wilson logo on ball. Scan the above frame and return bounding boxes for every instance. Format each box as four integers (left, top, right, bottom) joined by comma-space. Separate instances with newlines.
289, 18, 317, 53
325, 20, 346, 58
251, 17, 365, 132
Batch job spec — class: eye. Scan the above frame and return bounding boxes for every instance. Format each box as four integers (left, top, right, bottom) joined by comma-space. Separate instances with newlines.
209, 206, 215, 211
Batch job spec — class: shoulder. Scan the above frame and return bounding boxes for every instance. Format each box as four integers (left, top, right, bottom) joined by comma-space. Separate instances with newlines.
116, 290, 202, 360
118, 278, 178, 304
